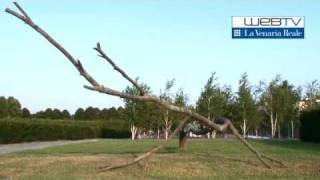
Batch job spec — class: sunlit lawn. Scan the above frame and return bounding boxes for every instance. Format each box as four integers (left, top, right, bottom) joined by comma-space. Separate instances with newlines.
0, 138, 320, 180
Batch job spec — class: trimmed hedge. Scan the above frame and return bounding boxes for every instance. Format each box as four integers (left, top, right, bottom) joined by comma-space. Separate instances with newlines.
0, 118, 130, 144
300, 110, 320, 143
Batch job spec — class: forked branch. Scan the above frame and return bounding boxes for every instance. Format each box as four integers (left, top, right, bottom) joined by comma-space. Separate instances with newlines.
94, 43, 145, 96
5, 2, 286, 171
12, 2, 32, 22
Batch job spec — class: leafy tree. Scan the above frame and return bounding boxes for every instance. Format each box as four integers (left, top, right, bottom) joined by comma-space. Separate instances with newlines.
173, 88, 189, 149
108, 107, 120, 119
197, 73, 232, 121
196, 73, 232, 137
52, 108, 62, 119
260, 75, 282, 138
7, 96, 22, 117
277, 80, 301, 138
305, 80, 320, 100
173, 88, 189, 127
159, 79, 175, 140
261, 76, 301, 138
117, 107, 124, 117
21, 107, 31, 118
74, 108, 86, 120
123, 79, 151, 140
304, 80, 320, 110
139, 101, 160, 138
61, 109, 71, 119
236, 73, 256, 138
174, 88, 189, 107
34, 110, 45, 119
44, 108, 53, 119
84, 106, 100, 120
100, 108, 109, 120
100, 107, 122, 120
250, 81, 267, 136
0, 96, 8, 118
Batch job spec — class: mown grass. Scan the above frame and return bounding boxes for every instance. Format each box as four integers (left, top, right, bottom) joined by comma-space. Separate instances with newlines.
0, 139, 319, 180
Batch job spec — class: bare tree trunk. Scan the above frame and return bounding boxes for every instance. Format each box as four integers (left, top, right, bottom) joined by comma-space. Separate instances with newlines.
277, 123, 281, 139
212, 130, 216, 138
179, 130, 187, 150
137, 129, 142, 140
287, 123, 290, 139
131, 125, 137, 140
271, 113, 278, 138
207, 113, 211, 139
274, 114, 278, 138
163, 110, 171, 140
164, 130, 168, 140
255, 129, 258, 137
242, 118, 247, 138
157, 119, 160, 139
270, 111, 275, 138
291, 120, 294, 139
270, 118, 274, 138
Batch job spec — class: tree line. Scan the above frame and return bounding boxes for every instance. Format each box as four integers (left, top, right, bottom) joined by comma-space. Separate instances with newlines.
1, 73, 320, 140
122, 73, 320, 140
0, 97, 123, 121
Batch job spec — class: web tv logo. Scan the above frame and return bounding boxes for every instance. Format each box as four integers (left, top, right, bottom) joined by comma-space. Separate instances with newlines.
232, 16, 304, 39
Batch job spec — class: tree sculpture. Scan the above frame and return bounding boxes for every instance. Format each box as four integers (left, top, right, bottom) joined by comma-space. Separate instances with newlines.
6, 2, 286, 172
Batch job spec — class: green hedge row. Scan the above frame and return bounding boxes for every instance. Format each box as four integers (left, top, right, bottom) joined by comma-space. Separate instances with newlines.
300, 110, 320, 143
0, 118, 130, 144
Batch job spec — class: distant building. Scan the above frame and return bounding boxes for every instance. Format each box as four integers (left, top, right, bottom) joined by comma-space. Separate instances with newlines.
298, 98, 320, 111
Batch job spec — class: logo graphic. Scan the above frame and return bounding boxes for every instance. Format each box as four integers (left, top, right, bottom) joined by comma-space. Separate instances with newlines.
232, 16, 304, 39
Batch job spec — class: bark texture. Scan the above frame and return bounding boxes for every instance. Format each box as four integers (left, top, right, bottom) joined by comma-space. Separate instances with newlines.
179, 130, 188, 150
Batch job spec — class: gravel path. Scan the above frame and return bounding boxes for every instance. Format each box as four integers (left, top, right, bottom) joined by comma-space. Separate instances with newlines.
0, 139, 99, 155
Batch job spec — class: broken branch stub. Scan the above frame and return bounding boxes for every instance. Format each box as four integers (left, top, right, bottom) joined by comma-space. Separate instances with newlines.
5, 2, 286, 171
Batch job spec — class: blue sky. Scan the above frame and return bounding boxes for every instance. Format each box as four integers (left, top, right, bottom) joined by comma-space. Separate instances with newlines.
0, 0, 319, 113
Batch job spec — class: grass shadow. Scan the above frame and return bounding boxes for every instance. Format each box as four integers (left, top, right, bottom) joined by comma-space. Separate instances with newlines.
251, 139, 320, 154
192, 151, 259, 167
162, 146, 179, 153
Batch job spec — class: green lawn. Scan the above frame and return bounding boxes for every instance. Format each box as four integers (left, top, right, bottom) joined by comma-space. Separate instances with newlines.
0, 139, 320, 180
